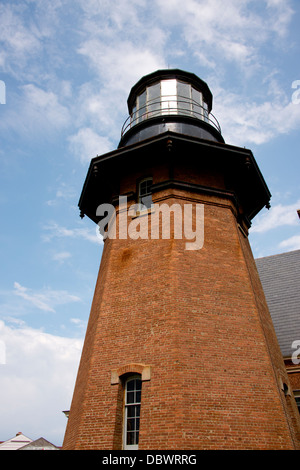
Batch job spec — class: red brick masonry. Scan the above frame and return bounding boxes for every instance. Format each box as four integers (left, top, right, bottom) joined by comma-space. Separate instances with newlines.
63, 186, 300, 450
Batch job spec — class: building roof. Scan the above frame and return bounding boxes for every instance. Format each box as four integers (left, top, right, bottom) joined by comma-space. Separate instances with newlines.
256, 249, 300, 358
0, 432, 59, 450
18, 437, 59, 450
0, 432, 32, 450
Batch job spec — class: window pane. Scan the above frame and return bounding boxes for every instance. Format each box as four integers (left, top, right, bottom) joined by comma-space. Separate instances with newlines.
140, 180, 151, 196
131, 104, 137, 126
203, 101, 209, 122
127, 406, 136, 418
127, 432, 135, 445
127, 379, 135, 391
177, 81, 190, 99
124, 376, 142, 449
294, 391, 300, 414
161, 79, 177, 96
161, 79, 177, 114
126, 391, 135, 404
139, 179, 152, 209
191, 88, 202, 119
191, 87, 201, 104
136, 380, 142, 391
177, 81, 191, 115
127, 404, 140, 417
137, 90, 146, 122
127, 418, 136, 431
136, 390, 141, 403
148, 82, 161, 116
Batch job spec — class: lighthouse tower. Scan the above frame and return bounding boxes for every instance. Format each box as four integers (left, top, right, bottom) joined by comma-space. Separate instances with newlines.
63, 69, 300, 450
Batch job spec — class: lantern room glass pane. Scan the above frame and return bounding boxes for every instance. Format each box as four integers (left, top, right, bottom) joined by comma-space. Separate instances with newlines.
203, 100, 209, 122
147, 82, 161, 117
137, 90, 146, 122
128, 78, 211, 131
131, 104, 137, 125
177, 81, 191, 116
191, 87, 202, 119
161, 79, 177, 114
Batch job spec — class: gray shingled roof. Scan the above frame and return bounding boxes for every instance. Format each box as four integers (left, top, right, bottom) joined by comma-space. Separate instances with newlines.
256, 249, 300, 358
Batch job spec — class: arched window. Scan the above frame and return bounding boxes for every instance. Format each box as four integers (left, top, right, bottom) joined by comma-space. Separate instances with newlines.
138, 177, 153, 210
123, 375, 142, 450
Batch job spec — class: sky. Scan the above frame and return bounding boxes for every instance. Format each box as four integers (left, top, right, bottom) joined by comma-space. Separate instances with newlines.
0, 0, 299, 447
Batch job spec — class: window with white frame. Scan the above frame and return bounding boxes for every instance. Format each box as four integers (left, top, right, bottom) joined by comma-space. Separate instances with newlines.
123, 375, 142, 450
138, 177, 153, 209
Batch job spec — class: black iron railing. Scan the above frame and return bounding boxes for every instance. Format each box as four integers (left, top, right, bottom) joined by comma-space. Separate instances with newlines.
121, 96, 222, 138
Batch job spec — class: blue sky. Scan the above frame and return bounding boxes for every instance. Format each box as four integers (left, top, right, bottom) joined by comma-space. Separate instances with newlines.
0, 0, 299, 447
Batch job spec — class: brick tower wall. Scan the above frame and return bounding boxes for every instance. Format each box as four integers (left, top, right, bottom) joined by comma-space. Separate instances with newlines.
63, 166, 300, 449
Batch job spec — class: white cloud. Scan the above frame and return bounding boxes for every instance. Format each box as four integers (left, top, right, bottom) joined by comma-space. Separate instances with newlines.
0, 1, 66, 79
0, 320, 82, 445
52, 251, 72, 263
68, 127, 114, 163
46, 181, 76, 207
265, 0, 294, 37
155, 0, 293, 70
0, 84, 71, 139
0, 4, 42, 74
70, 317, 87, 331
78, 39, 165, 95
73, 2, 167, 140
74, 40, 166, 144
71, 0, 297, 150
13, 282, 81, 314
21, 84, 71, 129
0, 0, 299, 447
1, 0, 296, 150
213, 83, 300, 146
279, 235, 300, 252
43, 221, 102, 244
78, 0, 146, 25
251, 200, 300, 233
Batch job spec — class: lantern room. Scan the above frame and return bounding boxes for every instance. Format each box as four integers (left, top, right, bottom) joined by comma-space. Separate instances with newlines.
119, 69, 224, 147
